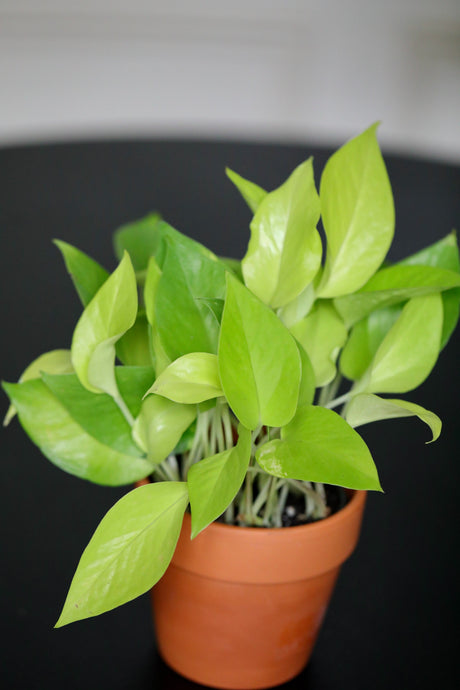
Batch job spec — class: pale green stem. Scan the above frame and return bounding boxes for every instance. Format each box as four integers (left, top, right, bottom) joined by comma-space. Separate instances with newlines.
222, 404, 234, 449
286, 479, 327, 518
274, 482, 290, 528
325, 392, 351, 410
262, 476, 278, 526
113, 394, 134, 426
251, 475, 272, 517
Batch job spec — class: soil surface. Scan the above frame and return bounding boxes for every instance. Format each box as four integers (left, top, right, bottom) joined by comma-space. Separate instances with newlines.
280, 485, 348, 527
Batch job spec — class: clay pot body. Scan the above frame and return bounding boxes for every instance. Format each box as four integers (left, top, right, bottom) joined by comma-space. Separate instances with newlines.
152, 490, 367, 689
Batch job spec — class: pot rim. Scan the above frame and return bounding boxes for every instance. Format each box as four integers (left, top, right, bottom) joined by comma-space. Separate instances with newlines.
172, 490, 367, 583
184, 488, 366, 538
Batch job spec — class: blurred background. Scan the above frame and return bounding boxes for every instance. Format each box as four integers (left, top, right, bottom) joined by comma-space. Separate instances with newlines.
1, 0, 459, 161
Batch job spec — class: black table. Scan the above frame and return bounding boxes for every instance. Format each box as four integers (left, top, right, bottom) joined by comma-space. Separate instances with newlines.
1, 139, 459, 689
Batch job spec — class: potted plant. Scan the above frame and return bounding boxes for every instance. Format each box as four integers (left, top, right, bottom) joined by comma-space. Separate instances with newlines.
3, 124, 459, 689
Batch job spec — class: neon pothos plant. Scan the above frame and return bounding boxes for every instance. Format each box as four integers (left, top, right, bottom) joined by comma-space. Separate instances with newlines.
4, 125, 460, 627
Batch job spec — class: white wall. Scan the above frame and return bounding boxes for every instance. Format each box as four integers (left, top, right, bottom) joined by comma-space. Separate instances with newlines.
1, 0, 459, 161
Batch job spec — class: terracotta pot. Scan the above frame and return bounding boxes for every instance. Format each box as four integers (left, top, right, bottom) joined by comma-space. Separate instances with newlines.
151, 490, 367, 689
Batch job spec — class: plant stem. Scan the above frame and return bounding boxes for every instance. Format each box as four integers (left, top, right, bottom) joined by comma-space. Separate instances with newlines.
114, 395, 134, 426
325, 392, 351, 410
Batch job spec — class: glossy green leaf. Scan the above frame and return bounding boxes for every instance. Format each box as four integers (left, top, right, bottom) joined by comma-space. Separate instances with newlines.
358, 294, 443, 394
113, 213, 163, 271
340, 304, 402, 381
3, 349, 73, 426
226, 167, 267, 214
2, 379, 153, 485
132, 394, 196, 464
54, 240, 109, 307
277, 283, 315, 328
242, 158, 322, 308
71, 252, 138, 399
188, 424, 251, 537
148, 353, 223, 404
296, 341, 316, 407
256, 405, 381, 490
317, 124, 394, 298
155, 239, 227, 361
116, 313, 152, 366
42, 369, 153, 457
114, 366, 156, 417
218, 274, 301, 429
196, 298, 225, 325
290, 302, 347, 386
56, 482, 188, 626
398, 231, 460, 348
345, 393, 441, 443
144, 256, 162, 327
335, 264, 460, 326
219, 257, 243, 281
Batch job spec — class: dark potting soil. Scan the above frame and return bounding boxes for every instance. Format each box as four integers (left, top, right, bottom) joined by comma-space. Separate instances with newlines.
215, 485, 349, 528
280, 485, 348, 527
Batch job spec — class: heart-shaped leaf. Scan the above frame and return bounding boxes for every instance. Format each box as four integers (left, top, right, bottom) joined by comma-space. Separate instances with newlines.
71, 252, 138, 400
242, 158, 322, 308
340, 304, 402, 381
54, 240, 109, 307
42, 367, 153, 457
226, 168, 267, 214
317, 124, 394, 298
188, 424, 251, 537
290, 302, 347, 386
218, 274, 301, 429
345, 393, 441, 443
148, 353, 223, 403
3, 349, 73, 426
155, 239, 227, 361
335, 264, 460, 326
56, 482, 188, 626
3, 379, 153, 485
256, 405, 381, 491
358, 293, 443, 394
132, 394, 196, 465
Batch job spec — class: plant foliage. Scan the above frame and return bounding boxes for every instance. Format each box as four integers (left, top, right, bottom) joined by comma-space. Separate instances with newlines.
3, 124, 459, 626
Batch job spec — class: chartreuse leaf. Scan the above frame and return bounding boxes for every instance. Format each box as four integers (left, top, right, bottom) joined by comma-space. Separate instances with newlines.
398, 231, 460, 348
2, 379, 153, 485
188, 424, 251, 537
41, 368, 153, 457
132, 394, 196, 464
358, 294, 443, 394
218, 274, 301, 429
345, 393, 441, 443
290, 302, 347, 386
54, 240, 109, 307
55, 482, 188, 626
256, 406, 381, 491
219, 258, 243, 281
148, 353, 223, 404
116, 313, 152, 366
113, 213, 163, 271
3, 349, 73, 426
335, 264, 460, 327
296, 342, 316, 407
71, 253, 137, 401
144, 256, 162, 327
155, 239, 227, 361
242, 158, 322, 308
278, 283, 315, 328
226, 168, 267, 214
317, 124, 394, 298
340, 304, 401, 381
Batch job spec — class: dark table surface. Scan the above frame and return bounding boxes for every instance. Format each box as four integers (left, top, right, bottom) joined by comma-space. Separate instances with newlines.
1, 138, 459, 690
